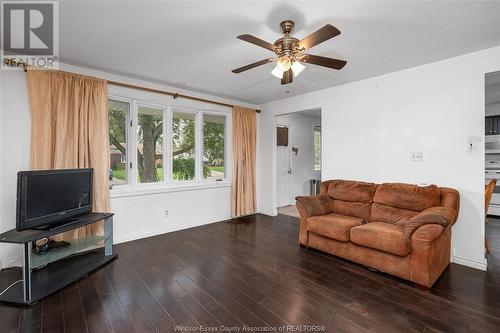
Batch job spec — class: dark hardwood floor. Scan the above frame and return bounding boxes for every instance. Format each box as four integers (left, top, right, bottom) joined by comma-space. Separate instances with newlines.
2, 214, 500, 332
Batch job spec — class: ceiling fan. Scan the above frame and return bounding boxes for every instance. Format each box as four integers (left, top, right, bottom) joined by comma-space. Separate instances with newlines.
232, 20, 347, 85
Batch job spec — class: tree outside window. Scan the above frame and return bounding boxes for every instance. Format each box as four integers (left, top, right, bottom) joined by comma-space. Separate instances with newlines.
137, 105, 163, 183
203, 114, 225, 180
108, 99, 129, 185
172, 112, 197, 180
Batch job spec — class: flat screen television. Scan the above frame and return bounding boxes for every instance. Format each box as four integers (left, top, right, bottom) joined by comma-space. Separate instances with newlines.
16, 168, 93, 231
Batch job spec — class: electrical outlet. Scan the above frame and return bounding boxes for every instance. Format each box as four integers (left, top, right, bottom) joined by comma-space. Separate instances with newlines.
164, 209, 169, 217
410, 152, 423, 162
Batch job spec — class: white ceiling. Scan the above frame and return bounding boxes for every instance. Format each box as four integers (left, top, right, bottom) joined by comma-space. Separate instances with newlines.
59, 1, 500, 105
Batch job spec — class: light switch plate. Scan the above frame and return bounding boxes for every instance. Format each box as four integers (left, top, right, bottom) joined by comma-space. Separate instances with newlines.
410, 152, 423, 161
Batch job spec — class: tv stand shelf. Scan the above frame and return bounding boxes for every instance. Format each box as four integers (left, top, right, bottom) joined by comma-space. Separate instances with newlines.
0, 212, 116, 305
0, 213, 112, 243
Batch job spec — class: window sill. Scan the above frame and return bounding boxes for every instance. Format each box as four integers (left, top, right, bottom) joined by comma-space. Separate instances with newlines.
110, 180, 232, 199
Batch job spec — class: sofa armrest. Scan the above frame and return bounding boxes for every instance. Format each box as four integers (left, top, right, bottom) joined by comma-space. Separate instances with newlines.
404, 206, 457, 238
295, 194, 332, 219
411, 224, 446, 243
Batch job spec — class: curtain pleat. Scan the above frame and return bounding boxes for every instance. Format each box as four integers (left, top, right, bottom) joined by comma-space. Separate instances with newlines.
26, 69, 110, 240
231, 106, 256, 217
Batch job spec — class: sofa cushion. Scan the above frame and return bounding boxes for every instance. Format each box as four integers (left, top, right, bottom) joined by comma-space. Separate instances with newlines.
307, 213, 364, 242
326, 180, 377, 204
332, 199, 371, 221
373, 183, 441, 211
350, 222, 410, 256
370, 202, 419, 224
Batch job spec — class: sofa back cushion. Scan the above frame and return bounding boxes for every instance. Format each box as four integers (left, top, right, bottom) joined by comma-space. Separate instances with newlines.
370, 203, 420, 224
325, 180, 377, 221
332, 200, 372, 222
326, 180, 377, 203
373, 183, 441, 212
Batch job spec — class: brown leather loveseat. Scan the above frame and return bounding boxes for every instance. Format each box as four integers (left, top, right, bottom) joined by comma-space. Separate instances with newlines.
296, 180, 460, 287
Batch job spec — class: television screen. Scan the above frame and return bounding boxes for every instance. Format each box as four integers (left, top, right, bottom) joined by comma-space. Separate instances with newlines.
16, 169, 93, 231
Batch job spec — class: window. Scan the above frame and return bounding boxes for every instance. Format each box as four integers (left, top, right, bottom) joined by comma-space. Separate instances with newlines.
137, 105, 164, 183
172, 111, 196, 181
203, 114, 225, 180
108, 99, 130, 186
314, 126, 321, 172
108, 94, 230, 189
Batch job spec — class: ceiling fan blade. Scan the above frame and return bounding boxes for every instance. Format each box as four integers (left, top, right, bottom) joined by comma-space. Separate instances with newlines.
302, 54, 347, 70
232, 58, 273, 73
298, 24, 341, 50
281, 69, 293, 85
237, 34, 276, 52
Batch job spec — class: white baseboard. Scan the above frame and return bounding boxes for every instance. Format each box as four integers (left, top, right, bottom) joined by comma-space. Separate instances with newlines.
113, 214, 231, 244
452, 255, 487, 271
258, 209, 278, 216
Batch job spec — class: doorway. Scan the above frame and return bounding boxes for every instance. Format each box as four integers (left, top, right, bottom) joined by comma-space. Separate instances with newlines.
275, 108, 322, 217
485, 70, 500, 273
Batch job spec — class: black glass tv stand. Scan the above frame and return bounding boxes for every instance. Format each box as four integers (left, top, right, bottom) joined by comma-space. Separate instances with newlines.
33, 216, 88, 231
0, 212, 116, 305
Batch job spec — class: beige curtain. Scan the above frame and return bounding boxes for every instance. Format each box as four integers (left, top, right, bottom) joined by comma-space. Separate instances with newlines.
26, 69, 110, 239
231, 106, 257, 217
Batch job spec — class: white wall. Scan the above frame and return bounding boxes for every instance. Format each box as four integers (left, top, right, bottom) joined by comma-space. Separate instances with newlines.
275, 113, 321, 200
0, 70, 31, 266
0, 65, 258, 268
257, 46, 500, 271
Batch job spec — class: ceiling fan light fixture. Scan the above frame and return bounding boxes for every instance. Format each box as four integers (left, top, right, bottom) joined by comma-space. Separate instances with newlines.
276, 56, 292, 72
291, 61, 305, 77
271, 65, 284, 79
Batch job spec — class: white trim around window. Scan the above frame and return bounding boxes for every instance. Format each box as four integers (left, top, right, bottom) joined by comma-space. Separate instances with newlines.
108, 86, 232, 197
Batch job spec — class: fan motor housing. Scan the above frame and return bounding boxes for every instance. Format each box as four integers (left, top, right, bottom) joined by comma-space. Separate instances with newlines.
274, 35, 300, 56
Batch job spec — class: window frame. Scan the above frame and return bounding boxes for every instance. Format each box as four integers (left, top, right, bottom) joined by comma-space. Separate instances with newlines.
313, 125, 321, 174
201, 111, 229, 182
108, 96, 133, 187
108, 90, 232, 196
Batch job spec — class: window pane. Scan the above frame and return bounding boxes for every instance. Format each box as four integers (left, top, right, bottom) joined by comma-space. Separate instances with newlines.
137, 105, 164, 183
109, 99, 129, 186
172, 111, 196, 180
314, 126, 321, 172
203, 114, 225, 180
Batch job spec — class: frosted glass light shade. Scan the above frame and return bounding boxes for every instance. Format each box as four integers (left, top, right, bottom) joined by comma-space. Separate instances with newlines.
271, 65, 284, 79
291, 61, 305, 77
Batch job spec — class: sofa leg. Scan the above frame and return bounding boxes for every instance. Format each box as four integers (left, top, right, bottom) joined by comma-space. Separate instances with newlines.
414, 283, 430, 292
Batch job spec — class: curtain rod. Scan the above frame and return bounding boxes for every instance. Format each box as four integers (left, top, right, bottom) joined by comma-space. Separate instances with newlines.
3, 58, 261, 113
107, 80, 261, 113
